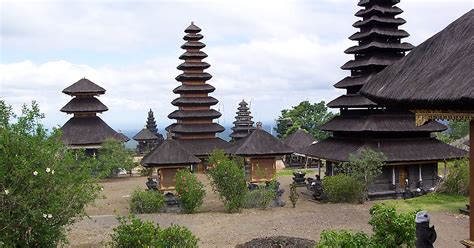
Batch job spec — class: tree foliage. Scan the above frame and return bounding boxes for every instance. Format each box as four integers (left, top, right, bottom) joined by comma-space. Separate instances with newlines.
206, 150, 247, 213
0, 100, 101, 247
323, 174, 364, 203
175, 169, 206, 214
339, 148, 386, 200
436, 120, 469, 143
274, 100, 335, 140
92, 138, 136, 178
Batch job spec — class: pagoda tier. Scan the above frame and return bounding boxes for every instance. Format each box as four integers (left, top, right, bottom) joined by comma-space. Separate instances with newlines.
167, 22, 225, 140
60, 78, 128, 148
230, 100, 256, 141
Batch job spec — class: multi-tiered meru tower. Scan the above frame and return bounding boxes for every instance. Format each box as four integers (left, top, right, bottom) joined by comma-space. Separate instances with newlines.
230, 100, 256, 142
60, 78, 128, 155
167, 23, 228, 159
302, 0, 465, 198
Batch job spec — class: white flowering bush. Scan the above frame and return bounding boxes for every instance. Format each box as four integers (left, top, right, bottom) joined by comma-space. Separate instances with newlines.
0, 101, 101, 247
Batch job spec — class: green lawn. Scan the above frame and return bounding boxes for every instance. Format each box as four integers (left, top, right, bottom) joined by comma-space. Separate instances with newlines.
382, 193, 468, 213
276, 168, 316, 177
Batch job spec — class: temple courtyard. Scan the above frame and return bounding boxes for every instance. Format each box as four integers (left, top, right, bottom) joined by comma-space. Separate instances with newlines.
67, 169, 468, 247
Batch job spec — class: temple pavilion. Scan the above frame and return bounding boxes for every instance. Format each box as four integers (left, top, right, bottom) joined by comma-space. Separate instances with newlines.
282, 129, 317, 167
166, 22, 229, 169
360, 9, 473, 245
301, 0, 466, 198
60, 78, 129, 156
230, 100, 256, 142
227, 124, 293, 182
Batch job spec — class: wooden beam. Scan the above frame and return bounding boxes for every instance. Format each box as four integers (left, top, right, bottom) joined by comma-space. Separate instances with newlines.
470, 119, 473, 241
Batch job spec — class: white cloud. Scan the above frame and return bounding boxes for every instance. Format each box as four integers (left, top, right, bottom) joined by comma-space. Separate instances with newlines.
1, 0, 472, 133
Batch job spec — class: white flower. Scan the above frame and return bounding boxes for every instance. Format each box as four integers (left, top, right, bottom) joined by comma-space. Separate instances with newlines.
43, 214, 47, 218
33, 171, 38, 176
4, 189, 9, 195
46, 168, 51, 173
51, 170, 55, 175
47, 214, 53, 219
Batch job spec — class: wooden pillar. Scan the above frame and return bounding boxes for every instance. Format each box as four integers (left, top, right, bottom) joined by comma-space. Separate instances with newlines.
470, 119, 473, 241
418, 164, 422, 181
392, 166, 396, 185
318, 160, 322, 177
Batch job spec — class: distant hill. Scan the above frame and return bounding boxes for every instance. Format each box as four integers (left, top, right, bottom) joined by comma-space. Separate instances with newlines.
122, 123, 275, 151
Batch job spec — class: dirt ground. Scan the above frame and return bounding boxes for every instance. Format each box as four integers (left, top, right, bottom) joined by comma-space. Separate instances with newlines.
68, 169, 469, 247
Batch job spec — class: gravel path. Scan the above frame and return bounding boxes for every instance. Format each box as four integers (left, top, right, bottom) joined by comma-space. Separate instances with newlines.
67, 172, 469, 247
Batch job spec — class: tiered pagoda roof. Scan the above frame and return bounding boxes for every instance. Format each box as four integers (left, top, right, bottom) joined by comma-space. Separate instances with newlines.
166, 23, 228, 156
302, 0, 464, 163
146, 109, 159, 135
60, 78, 128, 147
230, 100, 256, 141
133, 128, 159, 141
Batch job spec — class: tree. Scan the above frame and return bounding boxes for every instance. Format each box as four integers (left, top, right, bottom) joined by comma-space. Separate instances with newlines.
0, 100, 101, 247
207, 150, 247, 213
92, 139, 136, 178
436, 120, 469, 143
274, 101, 335, 140
339, 148, 386, 201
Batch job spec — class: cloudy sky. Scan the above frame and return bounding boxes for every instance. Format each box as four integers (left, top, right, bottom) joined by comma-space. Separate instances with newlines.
1, 0, 472, 133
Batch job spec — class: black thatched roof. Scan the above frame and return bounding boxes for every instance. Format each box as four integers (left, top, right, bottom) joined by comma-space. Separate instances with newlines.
141, 139, 201, 167
62, 78, 105, 96
173, 84, 215, 94
133, 128, 159, 141
168, 109, 221, 119
226, 129, 293, 156
176, 138, 230, 157
61, 116, 128, 146
60, 97, 108, 113
282, 129, 316, 151
361, 10, 474, 110
327, 94, 377, 108
167, 123, 225, 134
321, 113, 447, 132
301, 137, 467, 162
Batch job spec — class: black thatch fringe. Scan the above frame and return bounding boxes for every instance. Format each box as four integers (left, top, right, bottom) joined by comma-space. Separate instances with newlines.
361, 10, 474, 110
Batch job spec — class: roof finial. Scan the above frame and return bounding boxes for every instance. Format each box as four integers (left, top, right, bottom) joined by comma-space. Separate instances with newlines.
256, 122, 263, 129
191, 21, 194, 25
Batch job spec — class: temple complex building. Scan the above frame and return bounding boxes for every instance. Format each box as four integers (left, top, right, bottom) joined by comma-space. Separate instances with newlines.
301, 0, 466, 198
166, 23, 228, 168
60, 78, 128, 156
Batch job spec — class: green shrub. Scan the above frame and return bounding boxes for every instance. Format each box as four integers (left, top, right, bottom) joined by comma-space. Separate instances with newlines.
316, 230, 372, 248
0, 101, 101, 247
207, 150, 248, 213
92, 139, 136, 179
110, 215, 158, 247
316, 204, 416, 248
289, 183, 299, 208
339, 148, 386, 200
438, 159, 469, 195
323, 174, 363, 203
175, 169, 206, 214
110, 215, 198, 248
155, 224, 199, 248
130, 189, 165, 214
369, 204, 417, 247
244, 185, 276, 209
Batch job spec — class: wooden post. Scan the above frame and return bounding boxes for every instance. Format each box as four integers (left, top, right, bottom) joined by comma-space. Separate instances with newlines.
304, 157, 309, 169
470, 119, 473, 241
318, 160, 322, 177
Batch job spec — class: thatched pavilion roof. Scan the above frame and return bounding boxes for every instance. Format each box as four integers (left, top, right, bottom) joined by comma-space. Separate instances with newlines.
176, 138, 230, 157
60, 97, 108, 113
62, 78, 105, 96
282, 129, 316, 151
226, 129, 293, 156
141, 139, 201, 167
61, 116, 129, 146
133, 128, 159, 141
361, 10, 474, 110
301, 137, 467, 162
